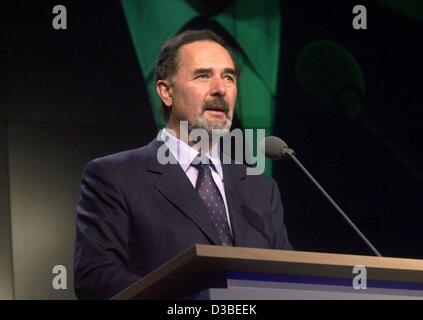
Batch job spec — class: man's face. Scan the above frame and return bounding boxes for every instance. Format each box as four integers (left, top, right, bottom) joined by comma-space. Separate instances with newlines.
164, 40, 237, 136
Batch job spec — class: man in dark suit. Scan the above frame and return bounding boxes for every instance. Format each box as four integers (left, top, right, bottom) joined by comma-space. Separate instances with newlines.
74, 29, 292, 299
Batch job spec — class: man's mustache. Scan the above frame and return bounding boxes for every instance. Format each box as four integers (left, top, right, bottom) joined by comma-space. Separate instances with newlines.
202, 98, 230, 115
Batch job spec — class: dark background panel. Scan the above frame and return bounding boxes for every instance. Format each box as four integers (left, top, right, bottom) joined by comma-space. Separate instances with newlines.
7, 122, 150, 299
3, 0, 155, 126
276, 0, 422, 257
0, 121, 14, 299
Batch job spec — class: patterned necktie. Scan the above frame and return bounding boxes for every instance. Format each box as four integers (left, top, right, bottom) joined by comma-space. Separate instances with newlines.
193, 157, 233, 246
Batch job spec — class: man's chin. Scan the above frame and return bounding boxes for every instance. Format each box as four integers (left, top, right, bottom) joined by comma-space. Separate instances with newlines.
210, 127, 230, 137
189, 120, 231, 135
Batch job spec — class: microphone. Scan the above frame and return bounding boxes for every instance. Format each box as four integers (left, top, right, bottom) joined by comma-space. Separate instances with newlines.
296, 40, 423, 182
262, 136, 295, 160
261, 136, 382, 257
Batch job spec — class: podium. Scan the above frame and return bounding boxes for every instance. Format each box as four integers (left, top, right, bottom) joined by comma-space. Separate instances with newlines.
112, 245, 423, 300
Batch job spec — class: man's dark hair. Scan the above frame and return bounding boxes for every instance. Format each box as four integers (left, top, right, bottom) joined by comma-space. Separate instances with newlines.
155, 29, 239, 122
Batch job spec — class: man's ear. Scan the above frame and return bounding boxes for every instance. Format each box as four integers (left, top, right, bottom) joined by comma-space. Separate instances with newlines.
156, 80, 173, 107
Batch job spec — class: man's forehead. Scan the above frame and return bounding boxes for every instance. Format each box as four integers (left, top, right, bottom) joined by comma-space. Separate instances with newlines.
177, 40, 235, 69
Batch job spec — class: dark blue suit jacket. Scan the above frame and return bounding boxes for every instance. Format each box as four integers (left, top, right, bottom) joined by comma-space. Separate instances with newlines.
74, 139, 292, 299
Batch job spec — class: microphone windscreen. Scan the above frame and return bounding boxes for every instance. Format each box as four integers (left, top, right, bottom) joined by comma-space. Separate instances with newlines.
260, 136, 289, 160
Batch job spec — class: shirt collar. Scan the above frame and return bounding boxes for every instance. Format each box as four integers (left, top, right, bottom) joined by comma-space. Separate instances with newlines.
160, 128, 223, 179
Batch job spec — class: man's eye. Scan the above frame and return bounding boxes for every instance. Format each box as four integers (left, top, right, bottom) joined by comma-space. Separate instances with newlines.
224, 75, 235, 82
196, 74, 209, 79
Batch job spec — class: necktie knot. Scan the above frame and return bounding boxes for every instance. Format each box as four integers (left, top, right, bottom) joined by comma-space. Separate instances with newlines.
191, 155, 216, 173
192, 154, 211, 166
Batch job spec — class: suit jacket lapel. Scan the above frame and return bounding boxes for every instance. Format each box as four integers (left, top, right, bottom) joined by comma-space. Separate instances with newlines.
224, 164, 274, 248
222, 162, 251, 247
146, 139, 221, 245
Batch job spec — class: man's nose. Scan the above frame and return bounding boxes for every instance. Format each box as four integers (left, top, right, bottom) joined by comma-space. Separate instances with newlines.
209, 77, 226, 97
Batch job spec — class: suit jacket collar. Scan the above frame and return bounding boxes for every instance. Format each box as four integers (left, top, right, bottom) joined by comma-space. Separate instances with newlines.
160, 128, 224, 179
146, 138, 251, 246
146, 139, 221, 245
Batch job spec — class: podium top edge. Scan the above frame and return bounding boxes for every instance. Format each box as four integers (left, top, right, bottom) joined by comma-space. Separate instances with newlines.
112, 245, 423, 299
193, 244, 423, 271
